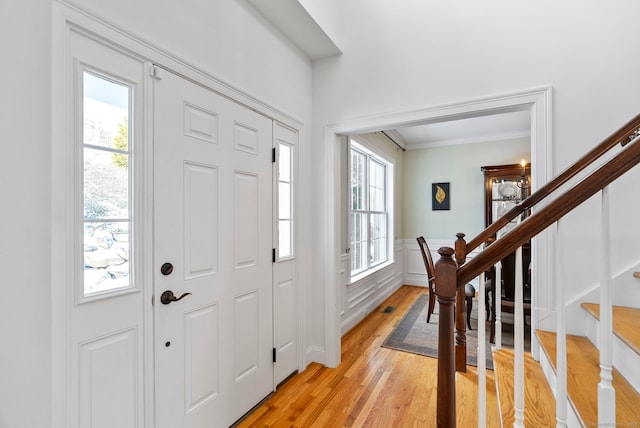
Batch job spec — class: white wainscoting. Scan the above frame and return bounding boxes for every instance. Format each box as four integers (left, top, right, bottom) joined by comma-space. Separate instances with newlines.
402, 238, 481, 288
339, 239, 480, 336
340, 241, 404, 335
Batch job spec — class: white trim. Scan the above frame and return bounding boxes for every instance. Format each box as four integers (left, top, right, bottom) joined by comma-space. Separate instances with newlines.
51, 6, 73, 426
54, 1, 302, 131
306, 345, 326, 364
141, 61, 156, 428
406, 130, 531, 150
348, 136, 395, 280
324, 86, 553, 368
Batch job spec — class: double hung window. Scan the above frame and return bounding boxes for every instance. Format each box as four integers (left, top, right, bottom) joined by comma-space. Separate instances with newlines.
350, 138, 391, 276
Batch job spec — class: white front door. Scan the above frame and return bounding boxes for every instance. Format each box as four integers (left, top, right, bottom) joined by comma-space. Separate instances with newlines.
153, 67, 274, 428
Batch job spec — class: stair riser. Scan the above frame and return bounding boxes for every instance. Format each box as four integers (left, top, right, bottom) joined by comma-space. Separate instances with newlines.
585, 314, 640, 393
537, 346, 582, 427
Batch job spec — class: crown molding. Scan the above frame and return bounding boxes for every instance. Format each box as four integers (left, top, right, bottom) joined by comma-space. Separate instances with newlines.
406, 130, 531, 150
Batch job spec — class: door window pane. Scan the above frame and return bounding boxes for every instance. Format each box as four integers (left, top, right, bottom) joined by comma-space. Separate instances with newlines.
278, 220, 291, 258
279, 144, 291, 182
83, 147, 129, 219
84, 222, 130, 294
278, 182, 291, 219
82, 72, 132, 296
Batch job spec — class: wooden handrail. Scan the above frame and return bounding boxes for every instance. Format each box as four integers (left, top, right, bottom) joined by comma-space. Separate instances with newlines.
435, 114, 640, 428
458, 130, 640, 287
465, 113, 640, 255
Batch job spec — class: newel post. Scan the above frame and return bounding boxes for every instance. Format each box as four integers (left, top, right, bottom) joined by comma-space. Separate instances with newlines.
435, 247, 458, 428
454, 233, 467, 265
454, 233, 467, 372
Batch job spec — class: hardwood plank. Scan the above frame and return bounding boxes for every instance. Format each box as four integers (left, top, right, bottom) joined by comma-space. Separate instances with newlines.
581, 303, 640, 356
236, 285, 500, 427
537, 330, 640, 426
493, 349, 556, 427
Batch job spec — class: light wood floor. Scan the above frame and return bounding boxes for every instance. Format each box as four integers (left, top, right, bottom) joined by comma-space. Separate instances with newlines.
237, 285, 499, 427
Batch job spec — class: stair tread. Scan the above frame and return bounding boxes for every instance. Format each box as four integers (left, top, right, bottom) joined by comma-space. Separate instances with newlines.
581, 303, 640, 356
493, 349, 556, 427
537, 330, 640, 425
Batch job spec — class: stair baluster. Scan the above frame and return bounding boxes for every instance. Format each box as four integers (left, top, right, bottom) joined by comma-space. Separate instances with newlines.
514, 237, 525, 427
555, 221, 568, 427
598, 186, 616, 424
495, 260, 503, 349
477, 272, 487, 428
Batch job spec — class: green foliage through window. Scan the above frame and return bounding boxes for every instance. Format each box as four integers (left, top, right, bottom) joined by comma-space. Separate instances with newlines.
111, 117, 129, 168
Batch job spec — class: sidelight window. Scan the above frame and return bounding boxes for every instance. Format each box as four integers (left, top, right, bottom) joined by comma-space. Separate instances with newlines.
278, 142, 294, 259
82, 71, 133, 296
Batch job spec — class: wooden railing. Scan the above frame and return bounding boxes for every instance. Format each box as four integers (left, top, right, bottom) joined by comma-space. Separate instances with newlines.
434, 113, 640, 428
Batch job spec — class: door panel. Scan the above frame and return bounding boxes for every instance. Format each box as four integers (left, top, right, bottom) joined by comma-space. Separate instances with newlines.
273, 123, 299, 385
154, 67, 273, 428
184, 304, 219, 411
184, 162, 219, 277
79, 328, 138, 428
234, 171, 259, 267
66, 30, 146, 428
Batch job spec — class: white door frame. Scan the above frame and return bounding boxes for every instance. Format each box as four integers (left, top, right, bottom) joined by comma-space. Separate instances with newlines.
51, 4, 304, 427
322, 87, 553, 366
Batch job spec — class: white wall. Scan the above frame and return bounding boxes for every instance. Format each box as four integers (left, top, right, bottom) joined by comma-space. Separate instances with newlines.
403, 138, 530, 240
310, 1, 640, 354
66, 0, 312, 119
0, 1, 52, 427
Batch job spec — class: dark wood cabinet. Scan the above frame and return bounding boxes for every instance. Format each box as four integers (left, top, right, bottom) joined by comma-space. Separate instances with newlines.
481, 163, 532, 342
481, 163, 530, 230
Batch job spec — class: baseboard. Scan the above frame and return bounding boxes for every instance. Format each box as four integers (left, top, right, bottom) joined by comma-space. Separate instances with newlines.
306, 345, 326, 366
340, 277, 402, 335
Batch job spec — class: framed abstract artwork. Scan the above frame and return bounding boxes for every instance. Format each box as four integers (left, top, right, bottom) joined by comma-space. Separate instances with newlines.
432, 182, 450, 210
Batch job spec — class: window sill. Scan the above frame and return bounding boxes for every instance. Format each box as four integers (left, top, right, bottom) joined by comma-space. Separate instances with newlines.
350, 260, 394, 284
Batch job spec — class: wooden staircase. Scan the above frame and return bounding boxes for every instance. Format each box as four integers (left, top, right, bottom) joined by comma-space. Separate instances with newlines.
493, 304, 640, 426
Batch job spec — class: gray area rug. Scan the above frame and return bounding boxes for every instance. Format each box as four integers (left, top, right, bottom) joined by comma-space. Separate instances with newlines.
381, 294, 495, 370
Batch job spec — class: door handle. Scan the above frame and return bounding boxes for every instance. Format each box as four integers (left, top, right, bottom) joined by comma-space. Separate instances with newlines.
160, 290, 192, 305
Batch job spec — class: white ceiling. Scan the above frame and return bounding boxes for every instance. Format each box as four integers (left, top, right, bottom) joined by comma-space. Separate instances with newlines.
381, 110, 531, 150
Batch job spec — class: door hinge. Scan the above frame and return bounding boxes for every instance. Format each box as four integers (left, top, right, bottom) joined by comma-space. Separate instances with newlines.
272, 248, 276, 263
272, 147, 276, 163
273, 347, 277, 363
